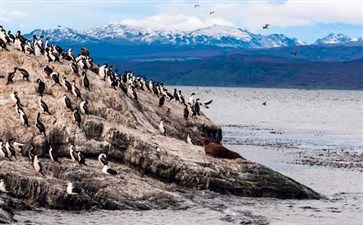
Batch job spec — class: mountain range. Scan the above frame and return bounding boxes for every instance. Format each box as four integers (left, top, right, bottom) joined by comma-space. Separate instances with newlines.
28, 24, 362, 49
26, 24, 363, 89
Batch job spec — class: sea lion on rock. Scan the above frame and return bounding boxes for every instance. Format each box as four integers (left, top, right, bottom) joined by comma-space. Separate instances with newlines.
201, 137, 245, 160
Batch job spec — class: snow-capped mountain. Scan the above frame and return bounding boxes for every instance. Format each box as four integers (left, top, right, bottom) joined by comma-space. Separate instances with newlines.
314, 33, 352, 45
27, 24, 303, 49
28, 24, 360, 49
29, 27, 99, 43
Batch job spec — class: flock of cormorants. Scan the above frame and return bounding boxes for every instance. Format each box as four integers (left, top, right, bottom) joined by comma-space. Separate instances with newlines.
0, 25, 213, 195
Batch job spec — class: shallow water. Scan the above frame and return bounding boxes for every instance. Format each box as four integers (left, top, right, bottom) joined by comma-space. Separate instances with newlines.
15, 87, 363, 224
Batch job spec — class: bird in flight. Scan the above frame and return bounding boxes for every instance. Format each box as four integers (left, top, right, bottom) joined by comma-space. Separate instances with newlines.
194, 4, 199, 8
262, 24, 269, 29
209, 11, 215, 15
291, 51, 298, 56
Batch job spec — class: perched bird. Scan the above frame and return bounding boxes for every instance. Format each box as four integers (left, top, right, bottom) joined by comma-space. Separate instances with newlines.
68, 48, 76, 62
188, 93, 195, 105
49, 144, 61, 164
73, 109, 81, 127
50, 72, 61, 86
179, 90, 186, 104
62, 77, 72, 92
159, 94, 166, 107
71, 81, 82, 100
69, 145, 78, 162
67, 182, 83, 195
263, 24, 269, 29
28, 145, 35, 164
19, 110, 29, 127
82, 71, 90, 91
43, 66, 53, 77
0, 39, 9, 51
5, 140, 17, 159
63, 94, 72, 110
98, 153, 108, 166
6, 68, 17, 85
36, 112, 46, 136
36, 79, 46, 96
39, 96, 51, 114
33, 155, 45, 176
15, 101, 24, 115
187, 134, 193, 145
159, 120, 166, 136
192, 99, 201, 116
173, 89, 180, 103
77, 151, 86, 165
10, 139, 25, 153
15, 67, 30, 81
10, 92, 22, 106
70, 62, 78, 75
0, 179, 8, 193
80, 100, 89, 115
0, 139, 11, 160
7, 30, 15, 43
183, 104, 189, 120
102, 165, 117, 175
69, 145, 86, 165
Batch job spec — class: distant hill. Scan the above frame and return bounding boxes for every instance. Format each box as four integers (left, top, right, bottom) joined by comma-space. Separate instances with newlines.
118, 55, 363, 90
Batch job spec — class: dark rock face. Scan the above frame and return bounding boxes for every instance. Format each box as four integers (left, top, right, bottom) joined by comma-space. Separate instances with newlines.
0, 42, 323, 216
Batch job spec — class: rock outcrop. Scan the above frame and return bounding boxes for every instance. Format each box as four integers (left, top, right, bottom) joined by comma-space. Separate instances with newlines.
0, 43, 322, 219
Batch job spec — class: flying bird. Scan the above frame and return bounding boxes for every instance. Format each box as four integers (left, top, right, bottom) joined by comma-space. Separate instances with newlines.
194, 4, 199, 8
209, 11, 215, 15
291, 51, 298, 56
263, 24, 269, 29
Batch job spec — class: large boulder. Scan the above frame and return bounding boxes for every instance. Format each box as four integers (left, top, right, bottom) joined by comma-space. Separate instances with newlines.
0, 44, 322, 214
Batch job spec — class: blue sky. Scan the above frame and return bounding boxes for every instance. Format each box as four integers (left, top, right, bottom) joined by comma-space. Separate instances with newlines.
0, 0, 362, 43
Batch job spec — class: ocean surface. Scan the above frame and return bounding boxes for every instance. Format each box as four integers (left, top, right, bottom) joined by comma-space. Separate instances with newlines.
15, 87, 363, 225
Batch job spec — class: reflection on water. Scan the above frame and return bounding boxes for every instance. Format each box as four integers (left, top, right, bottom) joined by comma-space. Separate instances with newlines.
15, 87, 363, 225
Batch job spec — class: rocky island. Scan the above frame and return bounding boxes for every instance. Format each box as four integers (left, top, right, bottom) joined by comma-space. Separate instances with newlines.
0, 30, 322, 223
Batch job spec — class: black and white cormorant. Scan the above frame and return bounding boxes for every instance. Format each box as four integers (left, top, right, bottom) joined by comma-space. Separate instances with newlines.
36, 112, 46, 136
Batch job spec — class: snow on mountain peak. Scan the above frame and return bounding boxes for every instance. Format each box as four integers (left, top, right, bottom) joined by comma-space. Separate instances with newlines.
314, 33, 352, 45
27, 24, 308, 48
190, 24, 252, 41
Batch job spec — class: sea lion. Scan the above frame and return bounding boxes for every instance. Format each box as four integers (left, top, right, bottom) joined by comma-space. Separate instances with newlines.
201, 137, 246, 160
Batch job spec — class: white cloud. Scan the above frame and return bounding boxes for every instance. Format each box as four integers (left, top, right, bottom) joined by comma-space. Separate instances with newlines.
120, 14, 234, 31
1, 10, 29, 23
117, 0, 362, 32
214, 0, 363, 30
7, 10, 29, 18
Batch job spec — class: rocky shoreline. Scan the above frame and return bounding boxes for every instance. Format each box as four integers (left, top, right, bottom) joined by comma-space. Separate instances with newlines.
0, 41, 322, 223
